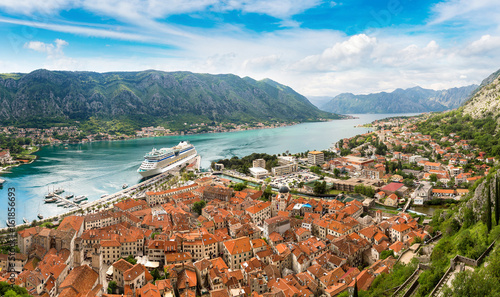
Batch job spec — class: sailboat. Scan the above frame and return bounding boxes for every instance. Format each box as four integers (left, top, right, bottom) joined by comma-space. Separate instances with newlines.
45, 186, 55, 198
37, 202, 44, 220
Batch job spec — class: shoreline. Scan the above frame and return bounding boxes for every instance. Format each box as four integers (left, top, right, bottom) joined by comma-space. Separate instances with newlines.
0, 113, 402, 226
0, 119, 325, 173
0, 170, 175, 231
0, 147, 39, 175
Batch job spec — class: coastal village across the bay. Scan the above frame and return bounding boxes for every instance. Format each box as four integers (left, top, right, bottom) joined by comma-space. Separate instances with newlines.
0, 115, 494, 297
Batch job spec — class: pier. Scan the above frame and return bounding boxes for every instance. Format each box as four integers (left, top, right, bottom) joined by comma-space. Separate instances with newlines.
0, 155, 200, 231
52, 194, 82, 209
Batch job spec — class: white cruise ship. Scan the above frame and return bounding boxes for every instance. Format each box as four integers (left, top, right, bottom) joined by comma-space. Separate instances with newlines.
137, 141, 198, 178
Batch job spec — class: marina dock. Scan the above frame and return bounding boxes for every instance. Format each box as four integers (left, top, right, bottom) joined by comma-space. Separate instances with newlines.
0, 154, 200, 231
52, 194, 82, 209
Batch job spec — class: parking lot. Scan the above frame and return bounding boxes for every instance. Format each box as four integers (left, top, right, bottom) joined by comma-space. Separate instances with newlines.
269, 170, 320, 188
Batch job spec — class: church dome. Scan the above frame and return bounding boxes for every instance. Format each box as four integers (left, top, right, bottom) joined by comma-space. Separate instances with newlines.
278, 185, 290, 193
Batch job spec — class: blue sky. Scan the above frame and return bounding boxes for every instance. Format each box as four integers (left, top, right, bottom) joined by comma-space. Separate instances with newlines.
0, 0, 499, 96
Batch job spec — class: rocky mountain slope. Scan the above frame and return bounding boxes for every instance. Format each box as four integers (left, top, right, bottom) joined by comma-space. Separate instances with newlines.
320, 85, 477, 114
462, 69, 500, 119
0, 69, 339, 127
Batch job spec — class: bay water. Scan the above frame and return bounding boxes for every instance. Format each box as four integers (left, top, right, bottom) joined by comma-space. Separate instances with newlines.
0, 113, 418, 223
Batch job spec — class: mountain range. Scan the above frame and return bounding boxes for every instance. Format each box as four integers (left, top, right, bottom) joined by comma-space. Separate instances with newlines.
319, 85, 478, 114
0, 69, 339, 128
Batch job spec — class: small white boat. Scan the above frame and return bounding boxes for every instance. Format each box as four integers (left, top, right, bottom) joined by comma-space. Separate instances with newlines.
101, 194, 108, 198
23, 218, 28, 224
65, 194, 74, 199
122, 184, 128, 189
44, 197, 57, 203
54, 187, 64, 194
74, 195, 88, 203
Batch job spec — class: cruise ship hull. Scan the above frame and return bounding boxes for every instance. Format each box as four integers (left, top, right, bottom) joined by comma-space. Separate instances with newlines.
138, 151, 198, 178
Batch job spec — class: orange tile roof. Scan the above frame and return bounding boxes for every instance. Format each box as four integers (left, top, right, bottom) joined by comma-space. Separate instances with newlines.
177, 270, 197, 289
391, 223, 410, 233
101, 240, 121, 247
269, 232, 284, 242
389, 241, 404, 253
136, 283, 161, 297
309, 151, 323, 155
58, 265, 98, 296
223, 237, 252, 255
246, 201, 271, 214
124, 264, 145, 281
58, 215, 85, 232
432, 189, 455, 194
295, 227, 309, 236
165, 252, 192, 263
114, 198, 146, 211
251, 238, 267, 249
112, 259, 134, 272
17, 226, 38, 238
210, 257, 229, 271
155, 279, 173, 291
146, 183, 198, 196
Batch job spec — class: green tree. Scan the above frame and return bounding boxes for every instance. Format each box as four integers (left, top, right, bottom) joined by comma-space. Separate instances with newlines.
262, 185, 273, 200
151, 268, 164, 281
233, 182, 247, 191
429, 174, 438, 183
4, 290, 18, 297
442, 270, 499, 296
192, 200, 207, 215
485, 185, 492, 232
313, 181, 327, 195
123, 255, 137, 265
462, 207, 475, 229
380, 250, 394, 260
310, 166, 322, 175
496, 176, 500, 225
107, 281, 117, 294
354, 184, 375, 198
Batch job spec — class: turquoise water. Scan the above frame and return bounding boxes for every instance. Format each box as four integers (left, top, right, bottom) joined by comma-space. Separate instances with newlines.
0, 113, 418, 223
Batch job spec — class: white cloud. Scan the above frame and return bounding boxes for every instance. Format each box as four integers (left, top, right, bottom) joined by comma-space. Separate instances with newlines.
429, 0, 500, 25
0, 0, 320, 20
294, 34, 377, 71
377, 40, 445, 68
23, 39, 80, 70
0, 0, 77, 15
218, 0, 321, 19
2, 0, 500, 99
24, 39, 68, 58
0, 17, 168, 44
462, 35, 500, 55
243, 54, 282, 71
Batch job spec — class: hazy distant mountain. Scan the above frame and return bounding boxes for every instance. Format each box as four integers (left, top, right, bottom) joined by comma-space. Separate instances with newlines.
320, 85, 477, 114
307, 96, 334, 109
0, 69, 340, 127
